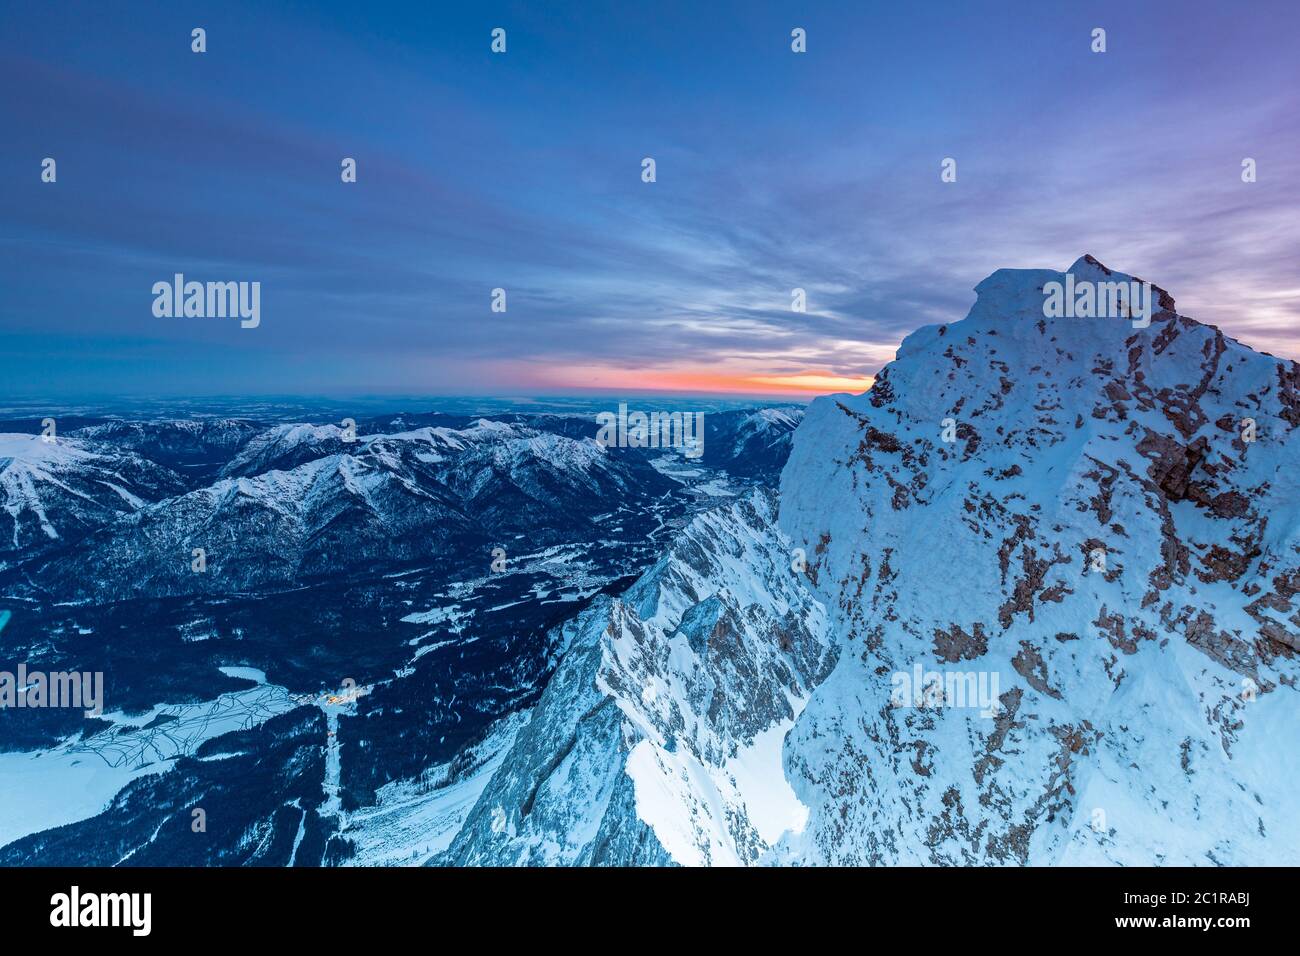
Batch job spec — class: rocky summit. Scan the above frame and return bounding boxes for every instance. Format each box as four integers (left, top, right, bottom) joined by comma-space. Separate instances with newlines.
3, 259, 1296, 868
440, 256, 1300, 866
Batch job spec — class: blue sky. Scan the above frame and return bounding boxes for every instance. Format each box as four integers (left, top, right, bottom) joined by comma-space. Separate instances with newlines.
2, 0, 1298, 398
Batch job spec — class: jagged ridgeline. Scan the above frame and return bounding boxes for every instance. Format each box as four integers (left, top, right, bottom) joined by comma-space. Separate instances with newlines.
775, 256, 1300, 865
3, 257, 1296, 866
0, 404, 803, 863
440, 257, 1299, 866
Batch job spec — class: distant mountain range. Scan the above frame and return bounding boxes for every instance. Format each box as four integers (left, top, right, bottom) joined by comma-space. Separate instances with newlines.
0, 397, 802, 861
5, 256, 1296, 866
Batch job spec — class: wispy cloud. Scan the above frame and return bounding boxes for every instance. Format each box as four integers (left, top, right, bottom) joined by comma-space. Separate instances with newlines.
2, 0, 1297, 398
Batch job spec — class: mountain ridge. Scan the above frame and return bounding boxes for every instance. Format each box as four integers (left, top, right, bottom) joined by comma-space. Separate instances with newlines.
776, 255, 1300, 864
432, 255, 1300, 866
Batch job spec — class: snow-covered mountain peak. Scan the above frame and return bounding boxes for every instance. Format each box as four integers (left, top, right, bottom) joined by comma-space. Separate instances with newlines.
0, 434, 185, 561
776, 258, 1300, 865
0, 433, 94, 466
427, 259, 1300, 867
897, 255, 1177, 366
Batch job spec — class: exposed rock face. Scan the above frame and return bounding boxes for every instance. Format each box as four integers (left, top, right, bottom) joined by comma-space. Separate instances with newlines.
425, 256, 1299, 867
437, 489, 836, 865
777, 256, 1300, 865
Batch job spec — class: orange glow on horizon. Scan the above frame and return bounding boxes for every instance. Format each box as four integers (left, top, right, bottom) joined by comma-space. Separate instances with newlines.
745, 372, 878, 393
518, 364, 876, 398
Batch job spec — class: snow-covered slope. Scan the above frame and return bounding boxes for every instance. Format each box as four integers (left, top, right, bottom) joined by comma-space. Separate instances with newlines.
220, 423, 357, 478
73, 419, 261, 480
0, 434, 185, 566
437, 489, 836, 865
701, 407, 804, 479
8, 256, 1296, 868
20, 420, 675, 602
435, 255, 1300, 867
776, 255, 1300, 864
222, 419, 651, 499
